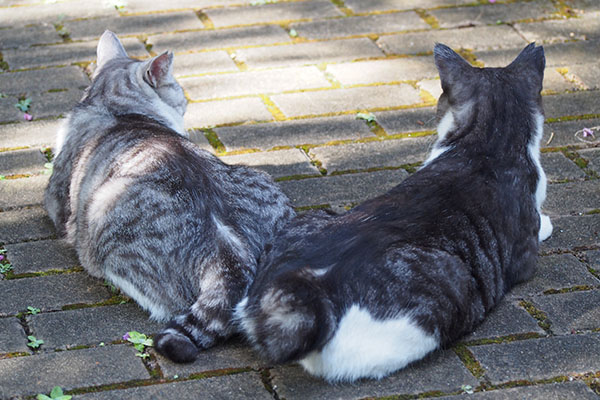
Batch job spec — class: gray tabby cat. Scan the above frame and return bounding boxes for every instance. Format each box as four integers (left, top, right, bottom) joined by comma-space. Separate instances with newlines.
45, 31, 294, 362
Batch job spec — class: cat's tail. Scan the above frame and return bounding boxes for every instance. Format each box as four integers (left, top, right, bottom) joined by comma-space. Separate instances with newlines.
234, 269, 337, 364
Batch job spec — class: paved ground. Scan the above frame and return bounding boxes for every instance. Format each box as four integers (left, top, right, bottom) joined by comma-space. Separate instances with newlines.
1, 0, 599, 398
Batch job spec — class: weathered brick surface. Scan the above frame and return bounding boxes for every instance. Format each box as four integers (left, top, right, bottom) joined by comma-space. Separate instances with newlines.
279, 169, 409, 207
0, 206, 55, 244
435, 382, 598, 400
271, 84, 422, 117
0, 148, 47, 176
156, 339, 262, 379
173, 51, 238, 77
220, 149, 319, 178
0, 317, 29, 354
147, 25, 290, 54
343, 0, 472, 13
271, 351, 477, 400
0, 273, 110, 315
0, 0, 116, 27
515, 12, 600, 43
184, 98, 273, 128
4, 239, 79, 274
205, 0, 342, 28
310, 136, 435, 173
541, 152, 586, 182
509, 254, 600, 297
63, 11, 204, 41
534, 290, 600, 335
0, 24, 62, 49
326, 57, 438, 85
580, 148, 600, 174
431, 1, 555, 29
544, 180, 600, 216
122, 0, 248, 13
291, 12, 429, 39
568, 63, 600, 90
2, 37, 147, 70
0, 66, 89, 94
544, 91, 600, 120
543, 68, 580, 93
0, 119, 63, 149
0, 345, 149, 398
76, 372, 271, 400
470, 335, 600, 384
543, 119, 600, 148
540, 215, 600, 252
180, 66, 331, 100
377, 26, 526, 55
216, 115, 373, 151
375, 107, 438, 134
236, 38, 384, 69
0, 175, 48, 210
29, 304, 161, 349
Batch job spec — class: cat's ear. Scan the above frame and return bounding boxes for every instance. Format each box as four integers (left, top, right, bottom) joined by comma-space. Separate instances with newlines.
143, 51, 174, 88
96, 31, 128, 70
507, 43, 545, 92
433, 43, 473, 95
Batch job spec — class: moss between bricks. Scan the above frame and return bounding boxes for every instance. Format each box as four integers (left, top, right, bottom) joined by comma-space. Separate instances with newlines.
462, 332, 544, 347
452, 344, 486, 379
519, 300, 552, 332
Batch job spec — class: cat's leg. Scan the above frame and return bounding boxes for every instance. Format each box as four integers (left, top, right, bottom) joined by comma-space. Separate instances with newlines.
539, 214, 553, 241
155, 254, 254, 363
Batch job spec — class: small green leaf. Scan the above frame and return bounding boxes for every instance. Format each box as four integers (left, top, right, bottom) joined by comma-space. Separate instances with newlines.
50, 387, 64, 398
0, 93, 7, 98
36, 395, 52, 400
0, 175, 5, 180
14, 97, 32, 112
42, 163, 54, 175
0, 263, 13, 274
27, 306, 41, 315
356, 112, 376, 123
289, 28, 298, 38
27, 335, 44, 348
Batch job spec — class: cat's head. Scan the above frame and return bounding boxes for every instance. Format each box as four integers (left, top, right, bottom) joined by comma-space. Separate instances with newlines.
85, 30, 187, 135
432, 43, 545, 148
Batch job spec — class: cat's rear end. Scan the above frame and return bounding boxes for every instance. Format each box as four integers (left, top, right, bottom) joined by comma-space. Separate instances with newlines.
236, 43, 551, 382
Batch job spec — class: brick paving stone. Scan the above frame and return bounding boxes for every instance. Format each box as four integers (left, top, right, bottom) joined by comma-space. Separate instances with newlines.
544, 180, 600, 216
0, 317, 28, 354
568, 0, 600, 12
180, 66, 331, 101
0, 273, 110, 315
2, 37, 147, 70
418, 78, 443, 99
122, 0, 250, 13
431, 2, 555, 29
534, 290, 600, 335
326, 57, 438, 85
310, 136, 435, 173
76, 372, 271, 400
580, 148, 600, 174
206, 0, 342, 28
0, 148, 47, 176
515, 12, 600, 43
540, 215, 600, 251
148, 25, 290, 55
343, 0, 473, 13
4, 239, 78, 274
434, 382, 598, 400
271, 351, 477, 400
173, 51, 238, 77
375, 107, 438, 134
568, 63, 600, 90
236, 38, 384, 69
0, 345, 148, 398
543, 119, 600, 148
279, 169, 409, 207
29, 304, 161, 349
0, 90, 84, 123
541, 152, 586, 182
470, 334, 600, 384
0, 119, 63, 149
0, 24, 61, 49
291, 12, 429, 40
216, 115, 373, 151
510, 254, 600, 297
0, 206, 55, 244
220, 149, 319, 178
0, 66, 89, 95
272, 84, 422, 117
544, 91, 600, 120
377, 25, 526, 55
0, 175, 48, 210
464, 300, 545, 341
184, 98, 273, 128
156, 338, 262, 379
543, 68, 580, 93
186, 129, 215, 153
0, 0, 116, 28
63, 11, 204, 41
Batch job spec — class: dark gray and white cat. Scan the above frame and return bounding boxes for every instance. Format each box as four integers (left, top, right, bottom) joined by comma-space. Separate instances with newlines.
45, 31, 294, 362
235, 43, 553, 382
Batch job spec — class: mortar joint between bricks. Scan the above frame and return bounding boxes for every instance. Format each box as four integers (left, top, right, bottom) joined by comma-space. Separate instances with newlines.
259, 368, 281, 400
518, 299, 553, 335
195, 10, 215, 29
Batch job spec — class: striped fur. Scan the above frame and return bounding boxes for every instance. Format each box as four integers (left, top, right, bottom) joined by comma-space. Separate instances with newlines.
45, 31, 294, 363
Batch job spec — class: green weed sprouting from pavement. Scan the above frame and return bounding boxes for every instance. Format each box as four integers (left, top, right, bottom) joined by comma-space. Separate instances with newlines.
42, 162, 54, 175
123, 331, 153, 358
356, 112, 376, 123
37, 386, 72, 400
14, 97, 31, 112
27, 306, 41, 315
27, 335, 44, 349
0, 263, 13, 274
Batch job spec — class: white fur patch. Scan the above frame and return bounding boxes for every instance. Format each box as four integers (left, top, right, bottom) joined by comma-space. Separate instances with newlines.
87, 177, 132, 227
212, 215, 244, 252
234, 297, 258, 342
105, 271, 169, 321
528, 113, 553, 242
299, 305, 439, 382
422, 109, 454, 167
54, 115, 71, 156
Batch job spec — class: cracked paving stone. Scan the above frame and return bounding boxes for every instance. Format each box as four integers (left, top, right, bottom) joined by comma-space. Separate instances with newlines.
533, 290, 600, 335
4, 239, 79, 274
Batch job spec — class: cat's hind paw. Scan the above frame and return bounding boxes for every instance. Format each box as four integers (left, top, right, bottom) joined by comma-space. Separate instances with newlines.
155, 327, 199, 363
539, 214, 553, 242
